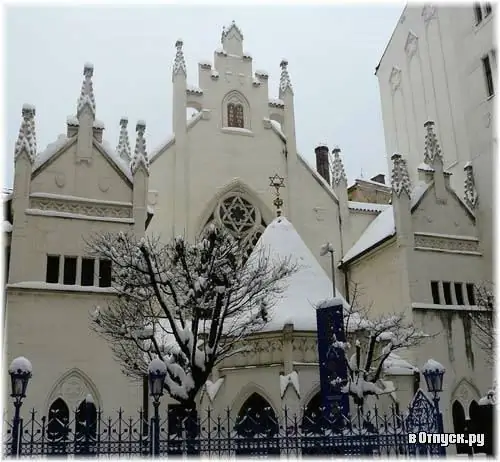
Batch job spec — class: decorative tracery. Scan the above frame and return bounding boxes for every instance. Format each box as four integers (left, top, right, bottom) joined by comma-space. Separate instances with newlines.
205, 193, 266, 257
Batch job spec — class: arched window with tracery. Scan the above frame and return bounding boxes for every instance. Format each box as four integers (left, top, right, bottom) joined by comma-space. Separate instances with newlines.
228, 102, 244, 128
204, 193, 266, 259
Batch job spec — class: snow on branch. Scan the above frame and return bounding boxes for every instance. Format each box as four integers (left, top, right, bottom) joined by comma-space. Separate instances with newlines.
85, 225, 297, 405
468, 282, 495, 366
328, 283, 432, 408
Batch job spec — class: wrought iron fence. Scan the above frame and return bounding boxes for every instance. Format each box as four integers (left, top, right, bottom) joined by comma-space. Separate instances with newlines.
4, 390, 444, 457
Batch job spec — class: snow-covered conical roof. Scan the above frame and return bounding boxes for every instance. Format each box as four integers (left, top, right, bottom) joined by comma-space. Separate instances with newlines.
249, 216, 348, 333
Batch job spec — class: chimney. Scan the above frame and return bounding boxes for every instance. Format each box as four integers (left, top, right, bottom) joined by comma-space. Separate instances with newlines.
370, 173, 385, 184
315, 142, 330, 185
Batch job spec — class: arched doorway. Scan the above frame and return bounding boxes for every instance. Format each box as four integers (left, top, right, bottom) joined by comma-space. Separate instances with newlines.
452, 401, 468, 454
234, 393, 279, 456
75, 398, 97, 455
468, 400, 481, 454
47, 398, 70, 455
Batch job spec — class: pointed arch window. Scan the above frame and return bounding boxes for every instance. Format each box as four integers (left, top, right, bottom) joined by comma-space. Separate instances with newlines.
228, 102, 244, 128
47, 398, 70, 455
234, 393, 279, 456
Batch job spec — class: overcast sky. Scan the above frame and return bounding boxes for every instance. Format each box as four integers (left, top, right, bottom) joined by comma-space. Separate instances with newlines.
5, 5, 404, 189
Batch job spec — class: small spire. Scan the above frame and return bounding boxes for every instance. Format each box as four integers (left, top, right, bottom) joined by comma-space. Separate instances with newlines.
221, 20, 243, 43
116, 117, 131, 163
173, 40, 187, 78
279, 59, 293, 95
391, 153, 412, 197
464, 163, 478, 209
14, 104, 37, 163
331, 147, 347, 187
423, 120, 442, 165
77, 63, 96, 119
131, 120, 149, 175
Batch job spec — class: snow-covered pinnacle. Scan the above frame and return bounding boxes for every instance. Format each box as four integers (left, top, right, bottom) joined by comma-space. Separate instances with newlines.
479, 387, 495, 406
14, 104, 37, 163
116, 117, 132, 163
422, 358, 445, 373
148, 358, 167, 374
423, 120, 442, 165
173, 40, 187, 77
131, 121, 149, 175
221, 20, 243, 42
391, 153, 412, 198
464, 163, 478, 209
279, 59, 293, 95
331, 147, 347, 187
77, 63, 96, 119
9, 356, 33, 374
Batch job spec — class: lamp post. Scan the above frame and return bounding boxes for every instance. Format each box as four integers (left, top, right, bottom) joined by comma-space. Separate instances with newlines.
422, 359, 446, 456
8, 357, 32, 457
148, 358, 167, 457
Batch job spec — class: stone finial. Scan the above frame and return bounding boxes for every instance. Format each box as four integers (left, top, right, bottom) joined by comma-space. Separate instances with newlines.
116, 117, 131, 163
331, 147, 347, 187
279, 59, 293, 95
173, 40, 187, 77
423, 120, 442, 165
14, 104, 37, 163
391, 153, 412, 197
221, 20, 243, 42
131, 120, 149, 175
464, 162, 478, 209
77, 63, 96, 119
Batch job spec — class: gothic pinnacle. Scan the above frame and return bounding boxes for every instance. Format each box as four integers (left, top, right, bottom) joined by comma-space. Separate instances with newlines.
131, 120, 149, 175
173, 39, 187, 78
14, 104, 37, 163
331, 147, 347, 187
116, 117, 132, 163
464, 163, 478, 209
423, 120, 442, 165
77, 63, 96, 119
391, 153, 412, 198
279, 59, 293, 95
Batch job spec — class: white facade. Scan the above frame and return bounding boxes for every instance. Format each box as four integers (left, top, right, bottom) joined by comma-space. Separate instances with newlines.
375, 4, 495, 279
4, 22, 493, 450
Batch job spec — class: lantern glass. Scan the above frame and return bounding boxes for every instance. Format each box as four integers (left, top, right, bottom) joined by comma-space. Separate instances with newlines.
424, 369, 444, 394
148, 372, 165, 400
10, 372, 30, 399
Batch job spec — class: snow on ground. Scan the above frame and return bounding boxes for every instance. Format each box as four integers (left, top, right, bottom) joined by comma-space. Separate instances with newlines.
280, 371, 300, 398
248, 216, 348, 332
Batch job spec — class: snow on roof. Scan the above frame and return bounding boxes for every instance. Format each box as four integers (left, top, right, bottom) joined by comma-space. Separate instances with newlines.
269, 119, 285, 140
9, 356, 33, 374
33, 134, 71, 170
2, 189, 13, 202
410, 180, 431, 209
149, 111, 204, 164
342, 206, 395, 264
351, 177, 390, 188
422, 358, 445, 373
205, 378, 224, 401
99, 140, 133, 182
3, 221, 12, 233
250, 216, 348, 332
383, 353, 418, 375
348, 201, 390, 213
417, 162, 434, 172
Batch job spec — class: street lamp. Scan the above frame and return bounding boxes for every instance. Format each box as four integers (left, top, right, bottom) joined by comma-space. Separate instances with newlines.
422, 359, 446, 455
9, 356, 32, 457
148, 358, 166, 456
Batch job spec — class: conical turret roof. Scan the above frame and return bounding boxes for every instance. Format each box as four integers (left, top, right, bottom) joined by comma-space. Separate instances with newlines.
248, 216, 348, 332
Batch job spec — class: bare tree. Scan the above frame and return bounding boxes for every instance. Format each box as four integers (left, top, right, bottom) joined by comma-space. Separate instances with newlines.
86, 225, 297, 406
469, 282, 495, 366
324, 284, 431, 409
